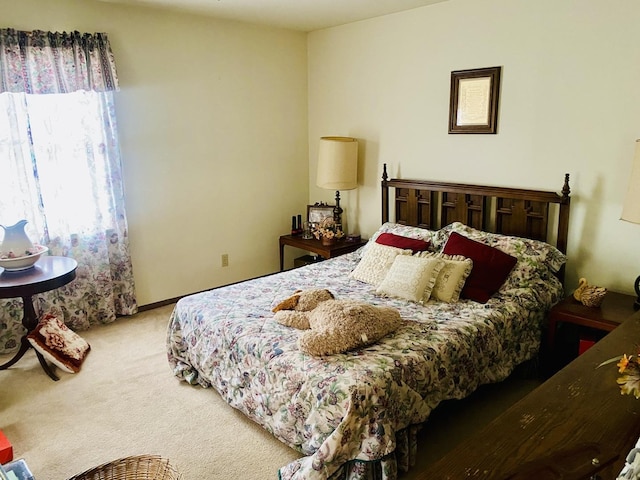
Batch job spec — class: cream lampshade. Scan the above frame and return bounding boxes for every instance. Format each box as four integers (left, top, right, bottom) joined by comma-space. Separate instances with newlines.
621, 139, 640, 309
317, 136, 358, 227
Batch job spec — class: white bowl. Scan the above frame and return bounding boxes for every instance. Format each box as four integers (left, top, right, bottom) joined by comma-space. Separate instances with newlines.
0, 246, 49, 271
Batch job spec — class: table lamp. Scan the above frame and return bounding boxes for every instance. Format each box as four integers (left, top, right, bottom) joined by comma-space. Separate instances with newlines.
316, 136, 358, 227
621, 139, 640, 310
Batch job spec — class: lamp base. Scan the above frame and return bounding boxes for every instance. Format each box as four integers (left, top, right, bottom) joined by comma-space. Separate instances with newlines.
333, 190, 343, 226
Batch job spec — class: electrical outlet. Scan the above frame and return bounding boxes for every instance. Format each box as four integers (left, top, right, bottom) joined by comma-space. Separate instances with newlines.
221, 254, 229, 267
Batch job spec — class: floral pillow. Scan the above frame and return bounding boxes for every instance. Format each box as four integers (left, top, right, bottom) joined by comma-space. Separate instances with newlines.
26, 313, 90, 373
435, 222, 567, 297
435, 222, 566, 273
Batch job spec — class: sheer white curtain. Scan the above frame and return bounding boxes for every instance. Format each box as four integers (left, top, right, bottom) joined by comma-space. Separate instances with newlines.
0, 29, 136, 354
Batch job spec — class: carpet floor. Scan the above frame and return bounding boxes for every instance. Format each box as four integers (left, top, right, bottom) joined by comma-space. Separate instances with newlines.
0, 304, 541, 479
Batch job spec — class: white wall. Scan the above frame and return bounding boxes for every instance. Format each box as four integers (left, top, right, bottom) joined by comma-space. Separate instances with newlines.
4, 0, 309, 305
5, 0, 640, 306
308, 0, 640, 295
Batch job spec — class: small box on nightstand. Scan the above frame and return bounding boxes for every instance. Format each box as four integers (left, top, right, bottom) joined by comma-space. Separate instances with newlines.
578, 335, 597, 355
345, 234, 361, 243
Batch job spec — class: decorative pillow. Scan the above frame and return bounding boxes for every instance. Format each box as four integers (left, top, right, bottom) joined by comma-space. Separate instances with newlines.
349, 242, 412, 286
375, 232, 430, 253
443, 232, 517, 303
418, 252, 473, 303
361, 222, 435, 257
376, 255, 444, 303
27, 313, 90, 373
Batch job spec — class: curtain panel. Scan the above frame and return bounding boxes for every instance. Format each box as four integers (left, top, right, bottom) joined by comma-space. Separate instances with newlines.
0, 28, 119, 94
0, 29, 135, 355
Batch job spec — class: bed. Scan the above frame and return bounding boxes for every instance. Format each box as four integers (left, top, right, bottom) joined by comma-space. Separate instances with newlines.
167, 166, 571, 480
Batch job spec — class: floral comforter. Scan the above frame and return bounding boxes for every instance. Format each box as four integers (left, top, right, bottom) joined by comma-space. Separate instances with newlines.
167, 249, 562, 480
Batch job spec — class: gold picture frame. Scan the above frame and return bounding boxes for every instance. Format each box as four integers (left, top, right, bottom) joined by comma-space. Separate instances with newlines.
448, 66, 501, 134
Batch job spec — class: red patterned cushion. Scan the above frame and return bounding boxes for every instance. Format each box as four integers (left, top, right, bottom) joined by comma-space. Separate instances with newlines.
443, 232, 517, 303
27, 313, 90, 373
375, 232, 430, 253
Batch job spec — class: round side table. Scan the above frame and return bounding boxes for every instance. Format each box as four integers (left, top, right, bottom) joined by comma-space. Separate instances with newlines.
0, 256, 77, 380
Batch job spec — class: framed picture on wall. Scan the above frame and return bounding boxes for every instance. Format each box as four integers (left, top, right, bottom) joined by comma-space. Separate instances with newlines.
448, 66, 501, 134
307, 204, 334, 224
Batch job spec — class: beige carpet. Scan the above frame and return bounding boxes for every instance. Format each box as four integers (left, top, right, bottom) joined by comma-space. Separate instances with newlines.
0, 304, 541, 479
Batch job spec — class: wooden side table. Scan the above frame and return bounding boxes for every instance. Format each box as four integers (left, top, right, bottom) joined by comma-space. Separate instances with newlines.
547, 291, 637, 361
0, 256, 78, 381
279, 235, 367, 271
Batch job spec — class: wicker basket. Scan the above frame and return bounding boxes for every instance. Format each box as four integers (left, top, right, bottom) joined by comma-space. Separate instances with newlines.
67, 455, 182, 480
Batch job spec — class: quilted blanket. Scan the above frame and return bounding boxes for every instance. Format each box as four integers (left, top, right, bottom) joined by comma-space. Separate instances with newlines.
167, 250, 562, 480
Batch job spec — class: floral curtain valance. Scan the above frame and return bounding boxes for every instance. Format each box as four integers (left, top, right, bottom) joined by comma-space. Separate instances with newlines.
0, 28, 119, 94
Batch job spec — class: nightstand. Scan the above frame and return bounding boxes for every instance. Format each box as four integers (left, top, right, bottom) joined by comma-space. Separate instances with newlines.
279, 235, 367, 271
546, 291, 637, 371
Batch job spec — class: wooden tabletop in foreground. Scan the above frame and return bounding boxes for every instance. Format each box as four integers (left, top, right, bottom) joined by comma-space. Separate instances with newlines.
416, 311, 640, 479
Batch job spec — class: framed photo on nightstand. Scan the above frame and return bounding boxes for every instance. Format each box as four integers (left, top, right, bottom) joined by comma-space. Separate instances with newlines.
307, 204, 334, 224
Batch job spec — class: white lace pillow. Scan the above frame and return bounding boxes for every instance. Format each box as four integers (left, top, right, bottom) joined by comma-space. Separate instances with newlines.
376, 255, 444, 303
418, 252, 473, 303
349, 243, 412, 286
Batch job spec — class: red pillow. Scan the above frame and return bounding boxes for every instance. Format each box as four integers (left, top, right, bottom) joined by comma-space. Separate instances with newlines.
442, 232, 517, 303
375, 232, 430, 253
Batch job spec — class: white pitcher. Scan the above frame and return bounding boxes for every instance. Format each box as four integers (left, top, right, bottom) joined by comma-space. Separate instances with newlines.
0, 220, 34, 256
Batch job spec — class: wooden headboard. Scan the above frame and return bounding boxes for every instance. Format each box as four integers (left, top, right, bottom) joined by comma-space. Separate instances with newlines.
381, 164, 571, 254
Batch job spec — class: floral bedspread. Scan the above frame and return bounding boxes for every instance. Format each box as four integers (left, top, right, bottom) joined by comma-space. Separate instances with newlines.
166, 250, 562, 480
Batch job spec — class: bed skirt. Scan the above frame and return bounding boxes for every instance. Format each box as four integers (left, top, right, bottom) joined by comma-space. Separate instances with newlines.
279, 425, 420, 480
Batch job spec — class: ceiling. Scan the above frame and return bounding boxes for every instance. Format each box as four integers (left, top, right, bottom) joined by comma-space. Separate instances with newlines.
97, 0, 448, 32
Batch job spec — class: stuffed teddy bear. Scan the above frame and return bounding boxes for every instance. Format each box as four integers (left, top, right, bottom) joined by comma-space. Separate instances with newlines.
272, 289, 335, 329
273, 289, 403, 356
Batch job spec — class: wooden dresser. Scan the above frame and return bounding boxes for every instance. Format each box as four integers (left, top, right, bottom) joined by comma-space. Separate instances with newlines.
417, 311, 640, 479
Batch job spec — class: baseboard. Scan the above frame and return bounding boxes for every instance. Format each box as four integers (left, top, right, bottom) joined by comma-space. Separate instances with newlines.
137, 269, 280, 313
137, 297, 183, 312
